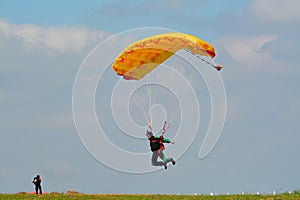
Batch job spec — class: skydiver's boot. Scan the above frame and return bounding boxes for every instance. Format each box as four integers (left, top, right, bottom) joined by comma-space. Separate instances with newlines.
171, 158, 176, 165
163, 162, 167, 169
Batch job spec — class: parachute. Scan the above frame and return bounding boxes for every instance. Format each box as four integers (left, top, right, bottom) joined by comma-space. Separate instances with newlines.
112, 32, 222, 81
111, 32, 222, 134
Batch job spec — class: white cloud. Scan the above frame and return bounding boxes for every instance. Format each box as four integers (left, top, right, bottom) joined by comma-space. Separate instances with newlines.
218, 35, 278, 64
249, 0, 300, 23
0, 18, 110, 54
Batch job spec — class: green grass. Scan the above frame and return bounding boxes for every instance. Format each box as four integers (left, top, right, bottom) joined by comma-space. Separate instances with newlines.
1, 193, 300, 200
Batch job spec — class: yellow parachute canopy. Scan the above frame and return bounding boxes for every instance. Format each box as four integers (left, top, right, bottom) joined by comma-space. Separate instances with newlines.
112, 32, 220, 80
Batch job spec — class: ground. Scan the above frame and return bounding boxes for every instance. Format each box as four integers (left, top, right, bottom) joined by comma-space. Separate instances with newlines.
1, 193, 300, 200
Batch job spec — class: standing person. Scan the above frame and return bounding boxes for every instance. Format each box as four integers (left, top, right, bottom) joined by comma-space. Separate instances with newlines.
146, 124, 175, 169
32, 175, 42, 194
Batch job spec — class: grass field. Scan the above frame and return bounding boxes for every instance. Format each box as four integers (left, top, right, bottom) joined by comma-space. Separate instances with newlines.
1, 193, 300, 200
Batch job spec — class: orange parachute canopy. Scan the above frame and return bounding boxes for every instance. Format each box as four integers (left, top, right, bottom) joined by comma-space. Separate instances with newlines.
112, 32, 219, 80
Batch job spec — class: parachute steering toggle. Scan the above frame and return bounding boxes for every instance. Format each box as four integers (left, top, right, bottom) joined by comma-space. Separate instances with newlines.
214, 65, 223, 71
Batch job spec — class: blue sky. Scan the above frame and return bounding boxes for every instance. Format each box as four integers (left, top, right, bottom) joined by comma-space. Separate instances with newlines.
1, 0, 300, 195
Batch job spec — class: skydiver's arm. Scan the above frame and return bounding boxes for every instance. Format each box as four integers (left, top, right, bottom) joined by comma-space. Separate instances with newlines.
162, 137, 175, 144
162, 138, 171, 143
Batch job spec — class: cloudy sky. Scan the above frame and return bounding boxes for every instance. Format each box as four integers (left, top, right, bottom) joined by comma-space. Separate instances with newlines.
1, 0, 300, 195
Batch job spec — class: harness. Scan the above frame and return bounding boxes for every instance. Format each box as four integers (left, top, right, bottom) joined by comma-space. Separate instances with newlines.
149, 135, 164, 152
148, 120, 170, 152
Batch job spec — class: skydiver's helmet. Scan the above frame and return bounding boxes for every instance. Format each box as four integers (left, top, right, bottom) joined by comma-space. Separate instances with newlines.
146, 130, 153, 137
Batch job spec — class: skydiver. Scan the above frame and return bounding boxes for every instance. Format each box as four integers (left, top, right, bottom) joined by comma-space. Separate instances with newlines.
146, 124, 175, 169
32, 175, 42, 194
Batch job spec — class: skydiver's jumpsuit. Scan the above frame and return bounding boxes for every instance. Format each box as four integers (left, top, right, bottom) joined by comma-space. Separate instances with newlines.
148, 136, 174, 166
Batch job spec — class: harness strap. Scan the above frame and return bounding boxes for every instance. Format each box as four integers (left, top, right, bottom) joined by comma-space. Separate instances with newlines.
159, 135, 164, 149
162, 120, 170, 136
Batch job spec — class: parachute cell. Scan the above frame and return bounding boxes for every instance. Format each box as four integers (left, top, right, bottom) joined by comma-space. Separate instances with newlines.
112, 32, 217, 80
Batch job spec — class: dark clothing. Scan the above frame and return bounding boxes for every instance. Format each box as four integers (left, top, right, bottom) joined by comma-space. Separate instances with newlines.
148, 135, 173, 166
32, 176, 42, 194
148, 135, 171, 152
35, 184, 42, 194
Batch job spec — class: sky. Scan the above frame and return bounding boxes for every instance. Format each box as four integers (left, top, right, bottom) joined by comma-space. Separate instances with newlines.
1, 0, 300, 195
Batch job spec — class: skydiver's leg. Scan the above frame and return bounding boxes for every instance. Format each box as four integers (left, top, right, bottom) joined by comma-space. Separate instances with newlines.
158, 151, 171, 163
151, 151, 163, 166
38, 185, 42, 194
159, 151, 175, 165
35, 185, 38, 194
